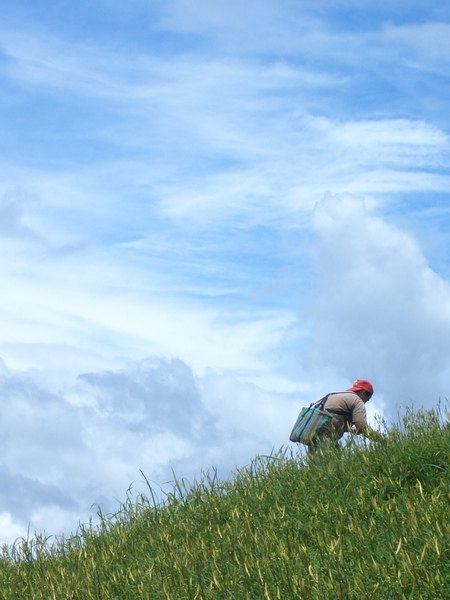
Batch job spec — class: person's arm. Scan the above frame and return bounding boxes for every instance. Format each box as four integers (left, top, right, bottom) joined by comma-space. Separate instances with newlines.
351, 399, 384, 442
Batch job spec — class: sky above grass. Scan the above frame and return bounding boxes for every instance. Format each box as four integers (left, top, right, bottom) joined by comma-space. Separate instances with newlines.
0, 0, 450, 544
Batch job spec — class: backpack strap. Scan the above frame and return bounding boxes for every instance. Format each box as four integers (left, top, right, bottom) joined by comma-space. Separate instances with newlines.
318, 392, 353, 417
312, 394, 330, 408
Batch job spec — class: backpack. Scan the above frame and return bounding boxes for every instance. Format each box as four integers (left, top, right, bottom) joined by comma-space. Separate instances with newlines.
289, 395, 332, 445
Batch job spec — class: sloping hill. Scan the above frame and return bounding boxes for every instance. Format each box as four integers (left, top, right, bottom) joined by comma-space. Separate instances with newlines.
0, 407, 448, 599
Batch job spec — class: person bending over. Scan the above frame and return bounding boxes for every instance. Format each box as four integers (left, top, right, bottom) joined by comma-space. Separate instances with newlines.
309, 379, 383, 453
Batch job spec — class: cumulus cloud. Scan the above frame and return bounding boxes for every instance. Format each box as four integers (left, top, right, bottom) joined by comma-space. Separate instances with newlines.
303, 193, 450, 411
0, 356, 289, 546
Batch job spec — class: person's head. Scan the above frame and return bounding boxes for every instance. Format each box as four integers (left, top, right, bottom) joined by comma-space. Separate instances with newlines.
347, 379, 374, 403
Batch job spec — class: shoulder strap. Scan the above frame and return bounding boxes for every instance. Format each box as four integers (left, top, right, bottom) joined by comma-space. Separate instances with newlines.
312, 394, 330, 408
317, 392, 352, 417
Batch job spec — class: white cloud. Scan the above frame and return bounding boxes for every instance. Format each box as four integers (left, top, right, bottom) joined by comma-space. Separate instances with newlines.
304, 193, 450, 410
0, 513, 27, 547
325, 118, 448, 160
0, 355, 294, 546
1, 19, 449, 237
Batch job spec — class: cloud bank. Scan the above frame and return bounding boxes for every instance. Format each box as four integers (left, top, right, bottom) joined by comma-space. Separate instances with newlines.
0, 355, 293, 545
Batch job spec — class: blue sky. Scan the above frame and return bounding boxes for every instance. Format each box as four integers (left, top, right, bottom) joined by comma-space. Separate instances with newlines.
0, 0, 450, 544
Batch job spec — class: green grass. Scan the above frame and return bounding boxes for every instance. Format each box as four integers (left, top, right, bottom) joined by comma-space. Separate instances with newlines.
0, 406, 449, 599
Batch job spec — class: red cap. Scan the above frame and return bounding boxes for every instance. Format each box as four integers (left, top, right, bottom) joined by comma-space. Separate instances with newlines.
347, 379, 374, 394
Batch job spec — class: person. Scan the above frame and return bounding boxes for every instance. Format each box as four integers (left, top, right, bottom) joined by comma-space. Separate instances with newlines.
308, 379, 383, 453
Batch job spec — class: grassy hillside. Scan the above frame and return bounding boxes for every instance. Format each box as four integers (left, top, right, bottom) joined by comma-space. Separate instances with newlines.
0, 406, 448, 599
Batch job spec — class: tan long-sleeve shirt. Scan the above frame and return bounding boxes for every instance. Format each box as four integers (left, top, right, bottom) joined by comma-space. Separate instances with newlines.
321, 391, 368, 440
